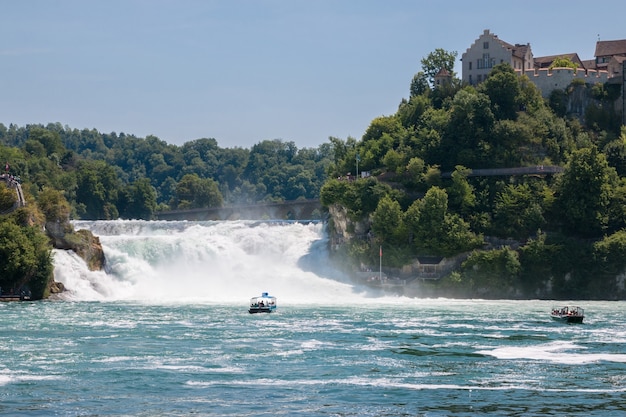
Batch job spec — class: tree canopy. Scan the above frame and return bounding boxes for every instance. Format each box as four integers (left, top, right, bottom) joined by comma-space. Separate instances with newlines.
420, 48, 458, 86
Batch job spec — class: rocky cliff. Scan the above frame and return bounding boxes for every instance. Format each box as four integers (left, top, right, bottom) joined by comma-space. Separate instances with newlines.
46, 220, 105, 271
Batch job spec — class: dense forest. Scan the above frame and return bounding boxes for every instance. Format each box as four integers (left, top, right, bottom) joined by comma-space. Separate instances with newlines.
2, 49, 626, 299
0, 125, 334, 220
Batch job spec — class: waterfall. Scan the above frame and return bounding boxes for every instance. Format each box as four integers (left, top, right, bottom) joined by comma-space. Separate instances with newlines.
52, 220, 378, 304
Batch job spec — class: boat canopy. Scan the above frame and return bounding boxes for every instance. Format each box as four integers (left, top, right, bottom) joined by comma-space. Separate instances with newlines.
250, 292, 276, 305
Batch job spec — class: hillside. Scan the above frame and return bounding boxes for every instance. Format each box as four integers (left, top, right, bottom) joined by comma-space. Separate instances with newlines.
321, 62, 626, 300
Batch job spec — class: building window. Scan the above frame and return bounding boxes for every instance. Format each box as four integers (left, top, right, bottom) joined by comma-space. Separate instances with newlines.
483, 41, 489, 49
469, 74, 473, 84
477, 53, 493, 69
469, 62, 472, 70
477, 74, 482, 83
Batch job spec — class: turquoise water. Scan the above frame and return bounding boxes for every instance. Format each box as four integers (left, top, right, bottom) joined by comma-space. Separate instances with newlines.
2, 221, 626, 415
2, 300, 625, 416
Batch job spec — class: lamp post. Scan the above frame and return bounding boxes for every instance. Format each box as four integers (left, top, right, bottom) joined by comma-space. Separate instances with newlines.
355, 153, 360, 179
623, 60, 625, 126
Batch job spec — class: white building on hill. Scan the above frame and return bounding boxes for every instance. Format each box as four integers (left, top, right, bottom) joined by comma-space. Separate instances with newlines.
461, 29, 533, 86
461, 30, 625, 124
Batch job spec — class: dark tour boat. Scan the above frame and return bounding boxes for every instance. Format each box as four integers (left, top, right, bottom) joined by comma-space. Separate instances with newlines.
551, 306, 584, 323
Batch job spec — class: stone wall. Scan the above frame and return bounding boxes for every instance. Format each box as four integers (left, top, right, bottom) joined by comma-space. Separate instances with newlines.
519, 67, 609, 97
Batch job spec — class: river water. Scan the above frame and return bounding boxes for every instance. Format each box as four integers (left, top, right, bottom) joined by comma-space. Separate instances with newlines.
1, 220, 625, 416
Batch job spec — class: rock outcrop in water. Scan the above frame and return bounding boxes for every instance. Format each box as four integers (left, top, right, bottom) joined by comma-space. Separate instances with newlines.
46, 219, 105, 271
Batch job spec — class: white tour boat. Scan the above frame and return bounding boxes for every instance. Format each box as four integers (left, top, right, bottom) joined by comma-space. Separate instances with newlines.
248, 292, 277, 314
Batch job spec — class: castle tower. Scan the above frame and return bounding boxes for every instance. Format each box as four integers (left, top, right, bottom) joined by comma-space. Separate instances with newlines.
434, 67, 452, 88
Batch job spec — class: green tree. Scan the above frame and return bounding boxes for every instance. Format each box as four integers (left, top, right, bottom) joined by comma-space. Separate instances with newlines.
371, 196, 406, 246
398, 95, 430, 128
429, 77, 463, 109
420, 48, 458, 86
441, 89, 495, 169
28, 126, 65, 157
75, 160, 121, 219
549, 56, 579, 70
424, 164, 442, 187
410, 71, 430, 97
607, 179, 626, 234
0, 220, 52, 299
530, 106, 575, 165
553, 147, 617, 237
23, 140, 47, 158
490, 119, 534, 167
493, 183, 546, 239
320, 178, 349, 207
412, 187, 449, 254
518, 232, 559, 291
382, 149, 404, 174
517, 74, 545, 115
361, 116, 405, 144
320, 177, 391, 220
447, 165, 476, 215
408, 187, 482, 256
461, 247, 520, 295
405, 157, 426, 188
37, 187, 71, 223
593, 230, 626, 272
548, 89, 568, 117
175, 174, 223, 209
603, 128, 626, 176
119, 178, 158, 219
479, 63, 520, 120
0, 182, 17, 212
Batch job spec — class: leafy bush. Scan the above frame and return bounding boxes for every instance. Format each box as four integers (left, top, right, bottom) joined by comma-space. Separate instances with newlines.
0, 219, 53, 299
461, 247, 520, 295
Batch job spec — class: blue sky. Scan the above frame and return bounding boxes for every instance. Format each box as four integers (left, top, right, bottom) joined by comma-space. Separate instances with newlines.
1, 0, 625, 149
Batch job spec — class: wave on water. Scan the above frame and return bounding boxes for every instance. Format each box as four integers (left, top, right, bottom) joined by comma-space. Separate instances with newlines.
53, 220, 387, 304
476, 341, 626, 364
0, 373, 61, 387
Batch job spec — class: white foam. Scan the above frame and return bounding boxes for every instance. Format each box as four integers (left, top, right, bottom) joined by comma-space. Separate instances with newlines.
477, 341, 626, 364
0, 375, 11, 386
183, 376, 626, 393
0, 373, 62, 386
